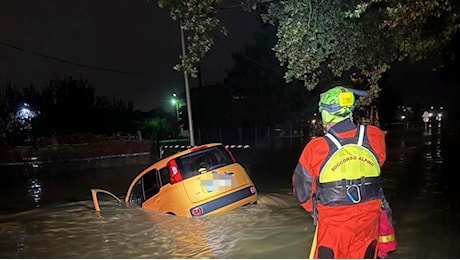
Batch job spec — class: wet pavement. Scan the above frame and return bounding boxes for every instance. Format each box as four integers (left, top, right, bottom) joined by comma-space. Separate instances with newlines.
381, 122, 460, 258
0, 121, 459, 258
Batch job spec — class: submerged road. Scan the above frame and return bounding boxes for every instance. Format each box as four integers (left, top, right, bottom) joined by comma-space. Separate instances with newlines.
237, 120, 460, 258
381, 122, 460, 258
0, 121, 459, 258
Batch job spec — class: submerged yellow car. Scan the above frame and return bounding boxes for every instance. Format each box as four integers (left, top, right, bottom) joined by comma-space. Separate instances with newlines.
91, 143, 257, 217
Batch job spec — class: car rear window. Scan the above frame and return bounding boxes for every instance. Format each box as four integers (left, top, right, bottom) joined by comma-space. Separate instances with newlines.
175, 146, 233, 180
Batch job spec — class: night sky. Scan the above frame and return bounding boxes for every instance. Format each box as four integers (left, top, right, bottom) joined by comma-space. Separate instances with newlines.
0, 0, 262, 112
388, 61, 457, 109
1, 0, 459, 116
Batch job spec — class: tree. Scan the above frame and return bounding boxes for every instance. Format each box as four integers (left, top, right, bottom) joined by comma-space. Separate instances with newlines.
154, 0, 460, 106
0, 81, 36, 146
0, 76, 152, 145
156, 0, 227, 79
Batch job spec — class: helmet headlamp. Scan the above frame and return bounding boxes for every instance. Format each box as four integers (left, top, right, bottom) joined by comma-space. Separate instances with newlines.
338, 92, 354, 107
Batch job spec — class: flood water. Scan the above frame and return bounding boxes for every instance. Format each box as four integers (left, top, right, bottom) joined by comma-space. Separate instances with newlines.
1, 121, 459, 258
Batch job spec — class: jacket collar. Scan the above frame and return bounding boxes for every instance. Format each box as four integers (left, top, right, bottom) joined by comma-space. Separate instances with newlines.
327, 119, 357, 135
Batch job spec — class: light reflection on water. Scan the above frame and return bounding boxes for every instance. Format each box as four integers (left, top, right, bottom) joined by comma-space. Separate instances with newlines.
0, 193, 313, 259
27, 178, 42, 207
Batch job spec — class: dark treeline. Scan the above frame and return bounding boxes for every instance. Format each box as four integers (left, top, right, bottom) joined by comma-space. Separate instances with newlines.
0, 73, 308, 148
0, 76, 171, 146
0, 23, 405, 148
0, 24, 312, 148
0, 72, 401, 149
0, 74, 311, 148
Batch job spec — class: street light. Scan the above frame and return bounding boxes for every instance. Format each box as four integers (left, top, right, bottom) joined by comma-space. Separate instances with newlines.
171, 92, 179, 121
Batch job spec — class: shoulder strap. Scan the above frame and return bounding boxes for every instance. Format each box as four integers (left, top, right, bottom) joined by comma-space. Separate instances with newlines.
325, 125, 365, 149
325, 133, 342, 149
357, 124, 365, 146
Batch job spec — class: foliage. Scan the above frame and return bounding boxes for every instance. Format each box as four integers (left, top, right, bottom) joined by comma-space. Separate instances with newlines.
155, 0, 460, 106
258, 0, 459, 105
143, 108, 173, 141
156, 0, 227, 78
0, 81, 34, 145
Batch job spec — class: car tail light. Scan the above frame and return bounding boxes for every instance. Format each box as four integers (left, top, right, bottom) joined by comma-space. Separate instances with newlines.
191, 206, 203, 216
168, 159, 183, 184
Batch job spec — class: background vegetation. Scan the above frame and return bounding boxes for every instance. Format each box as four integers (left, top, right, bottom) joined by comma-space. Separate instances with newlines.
158, 0, 459, 106
3, 0, 459, 147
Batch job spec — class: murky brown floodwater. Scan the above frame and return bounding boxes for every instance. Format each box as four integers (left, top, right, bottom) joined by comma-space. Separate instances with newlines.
1, 121, 459, 258
0, 192, 311, 258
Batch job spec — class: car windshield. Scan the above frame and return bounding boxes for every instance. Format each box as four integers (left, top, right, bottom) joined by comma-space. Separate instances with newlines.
175, 146, 233, 180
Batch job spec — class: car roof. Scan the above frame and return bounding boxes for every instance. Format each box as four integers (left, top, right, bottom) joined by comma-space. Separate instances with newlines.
165, 143, 223, 160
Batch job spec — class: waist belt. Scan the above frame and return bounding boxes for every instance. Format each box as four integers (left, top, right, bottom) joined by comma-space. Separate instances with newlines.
319, 176, 380, 189
317, 177, 381, 206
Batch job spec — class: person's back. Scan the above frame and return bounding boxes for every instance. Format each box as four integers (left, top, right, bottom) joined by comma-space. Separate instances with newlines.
293, 86, 388, 258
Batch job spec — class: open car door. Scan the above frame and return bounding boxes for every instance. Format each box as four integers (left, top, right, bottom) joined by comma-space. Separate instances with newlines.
91, 189, 122, 212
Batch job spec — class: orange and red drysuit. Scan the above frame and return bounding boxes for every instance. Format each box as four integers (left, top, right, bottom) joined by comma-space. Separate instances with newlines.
293, 119, 387, 259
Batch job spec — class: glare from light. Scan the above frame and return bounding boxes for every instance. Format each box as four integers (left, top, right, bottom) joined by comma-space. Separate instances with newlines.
17, 103, 37, 120
436, 113, 442, 121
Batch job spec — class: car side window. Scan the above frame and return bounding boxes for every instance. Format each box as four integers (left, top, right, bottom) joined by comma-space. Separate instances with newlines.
128, 168, 161, 206
159, 167, 170, 186
143, 170, 160, 199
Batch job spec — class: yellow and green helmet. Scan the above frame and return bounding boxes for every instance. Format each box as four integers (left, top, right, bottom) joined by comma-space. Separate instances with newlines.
318, 86, 357, 127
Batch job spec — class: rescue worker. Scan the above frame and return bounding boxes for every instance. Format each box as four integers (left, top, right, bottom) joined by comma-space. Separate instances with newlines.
293, 86, 388, 259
